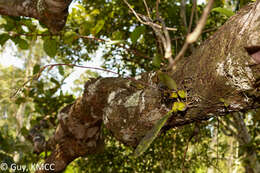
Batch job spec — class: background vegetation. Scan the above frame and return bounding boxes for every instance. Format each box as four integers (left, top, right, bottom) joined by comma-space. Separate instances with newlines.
0, 0, 259, 172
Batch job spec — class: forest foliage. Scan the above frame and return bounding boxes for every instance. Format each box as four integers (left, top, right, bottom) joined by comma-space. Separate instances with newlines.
0, 0, 259, 172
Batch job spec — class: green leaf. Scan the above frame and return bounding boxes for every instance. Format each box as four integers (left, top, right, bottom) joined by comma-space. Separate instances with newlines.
111, 31, 124, 40
90, 9, 100, 16
219, 98, 225, 103
64, 31, 78, 45
79, 24, 88, 35
176, 102, 186, 111
152, 54, 161, 68
177, 90, 187, 98
133, 110, 173, 157
50, 77, 60, 86
212, 7, 234, 17
3, 17, 15, 31
171, 102, 178, 112
219, 98, 230, 107
10, 37, 29, 49
20, 127, 29, 136
172, 102, 186, 112
0, 34, 10, 46
18, 38, 29, 49
130, 26, 145, 44
91, 20, 105, 35
158, 72, 178, 90
169, 92, 178, 98
58, 66, 65, 76
15, 97, 26, 105
33, 64, 41, 74
43, 38, 57, 57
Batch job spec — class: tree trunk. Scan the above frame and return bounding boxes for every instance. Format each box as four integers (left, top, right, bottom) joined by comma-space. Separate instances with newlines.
0, 0, 259, 172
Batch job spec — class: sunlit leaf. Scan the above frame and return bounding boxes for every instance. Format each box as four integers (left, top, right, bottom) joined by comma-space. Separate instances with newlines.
219, 98, 230, 107
171, 102, 178, 112
43, 38, 57, 57
177, 90, 187, 98
212, 7, 234, 17
130, 26, 145, 44
170, 92, 178, 98
90, 9, 100, 16
176, 102, 186, 111
91, 20, 105, 35
172, 102, 186, 112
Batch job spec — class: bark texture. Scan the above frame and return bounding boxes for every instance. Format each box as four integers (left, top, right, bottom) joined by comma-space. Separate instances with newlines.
39, 2, 260, 169
0, 1, 259, 172
168, 2, 260, 127
0, 0, 72, 33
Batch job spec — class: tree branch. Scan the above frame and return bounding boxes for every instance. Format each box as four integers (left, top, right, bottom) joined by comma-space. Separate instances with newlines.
0, 0, 72, 33
169, 0, 214, 70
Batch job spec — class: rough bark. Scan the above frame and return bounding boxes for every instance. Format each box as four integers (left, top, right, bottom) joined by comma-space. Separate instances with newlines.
167, 2, 260, 126
0, 0, 72, 33
39, 3, 259, 172
0, 1, 259, 172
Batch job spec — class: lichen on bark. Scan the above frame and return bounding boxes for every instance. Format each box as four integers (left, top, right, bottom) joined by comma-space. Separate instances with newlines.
21, 1, 260, 172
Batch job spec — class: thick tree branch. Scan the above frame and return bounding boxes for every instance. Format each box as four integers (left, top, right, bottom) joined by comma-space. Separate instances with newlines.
34, 2, 260, 172
1, 1, 259, 172
0, 0, 72, 33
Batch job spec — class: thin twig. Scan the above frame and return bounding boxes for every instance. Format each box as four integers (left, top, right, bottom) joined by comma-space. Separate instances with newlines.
180, 0, 188, 32
78, 35, 150, 59
156, 0, 160, 20
216, 116, 219, 169
181, 140, 189, 173
187, 0, 214, 43
169, 0, 214, 70
123, 0, 174, 64
12, 63, 161, 97
153, 5, 173, 64
188, 0, 197, 34
11, 64, 119, 98
143, 0, 151, 19
123, 0, 177, 31
43, 63, 119, 75
7, 31, 150, 59
160, 19, 173, 64
123, 0, 148, 24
